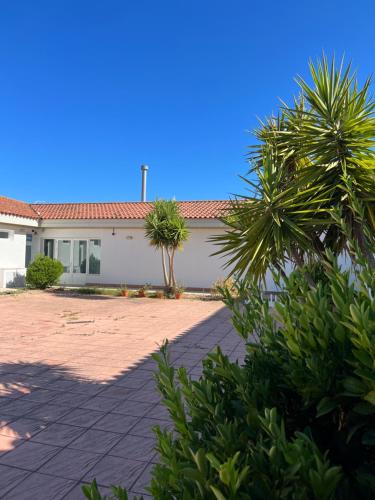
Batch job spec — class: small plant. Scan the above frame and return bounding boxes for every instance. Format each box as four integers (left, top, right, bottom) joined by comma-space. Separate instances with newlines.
82, 479, 144, 500
155, 290, 165, 299
138, 283, 151, 297
211, 277, 235, 299
173, 283, 184, 299
26, 254, 64, 289
119, 284, 128, 297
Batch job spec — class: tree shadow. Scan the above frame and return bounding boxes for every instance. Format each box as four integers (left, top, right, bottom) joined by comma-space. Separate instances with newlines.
0, 307, 245, 498
49, 291, 117, 300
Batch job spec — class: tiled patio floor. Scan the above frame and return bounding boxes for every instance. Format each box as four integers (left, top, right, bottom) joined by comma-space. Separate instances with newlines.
0, 291, 245, 499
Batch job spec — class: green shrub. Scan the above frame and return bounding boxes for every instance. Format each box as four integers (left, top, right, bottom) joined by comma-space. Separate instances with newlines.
26, 254, 64, 289
76, 287, 99, 295
84, 250, 375, 499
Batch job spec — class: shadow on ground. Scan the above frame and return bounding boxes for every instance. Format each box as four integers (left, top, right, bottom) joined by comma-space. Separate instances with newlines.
0, 307, 245, 500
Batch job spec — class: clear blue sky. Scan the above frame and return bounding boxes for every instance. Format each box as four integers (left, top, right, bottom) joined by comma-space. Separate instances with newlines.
1, 0, 374, 203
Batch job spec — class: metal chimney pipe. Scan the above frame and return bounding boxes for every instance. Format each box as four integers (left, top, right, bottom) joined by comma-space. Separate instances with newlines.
141, 164, 149, 202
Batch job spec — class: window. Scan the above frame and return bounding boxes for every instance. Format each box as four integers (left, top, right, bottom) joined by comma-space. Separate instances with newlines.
57, 240, 71, 273
25, 234, 32, 267
73, 240, 87, 273
0, 231, 9, 239
89, 239, 101, 274
43, 239, 54, 258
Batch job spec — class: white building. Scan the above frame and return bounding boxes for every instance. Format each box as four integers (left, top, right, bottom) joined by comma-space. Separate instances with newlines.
0, 195, 231, 289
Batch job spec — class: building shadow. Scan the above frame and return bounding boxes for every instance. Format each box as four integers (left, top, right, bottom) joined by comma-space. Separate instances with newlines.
0, 307, 245, 499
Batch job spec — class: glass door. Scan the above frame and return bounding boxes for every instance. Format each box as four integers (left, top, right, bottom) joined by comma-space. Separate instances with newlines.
57, 240, 71, 273
47, 238, 99, 285
73, 240, 87, 274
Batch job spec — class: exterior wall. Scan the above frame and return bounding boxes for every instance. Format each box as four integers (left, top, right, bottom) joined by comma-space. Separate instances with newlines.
33, 224, 230, 289
0, 227, 27, 287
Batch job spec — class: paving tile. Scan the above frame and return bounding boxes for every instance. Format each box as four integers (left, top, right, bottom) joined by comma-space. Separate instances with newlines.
40, 447, 101, 480
98, 386, 135, 400
27, 403, 72, 422
20, 388, 60, 404
59, 408, 104, 428
68, 428, 122, 454
0, 414, 16, 429
49, 391, 91, 408
128, 418, 170, 439
31, 423, 85, 446
63, 483, 111, 500
126, 388, 161, 404
112, 400, 154, 417
93, 413, 139, 434
147, 404, 170, 420
0, 417, 48, 439
83, 455, 147, 489
0, 432, 26, 456
114, 374, 153, 389
0, 463, 30, 497
138, 359, 158, 371
25, 374, 62, 389
0, 399, 41, 417
0, 384, 30, 399
0, 399, 13, 409
0, 441, 60, 470
109, 434, 156, 462
80, 395, 121, 412
47, 379, 78, 392
68, 382, 106, 396
3, 472, 76, 500
131, 462, 154, 495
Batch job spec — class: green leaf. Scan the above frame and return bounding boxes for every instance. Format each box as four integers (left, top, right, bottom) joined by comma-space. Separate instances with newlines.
343, 377, 366, 395
316, 397, 338, 417
210, 485, 227, 500
363, 390, 375, 405
362, 430, 375, 446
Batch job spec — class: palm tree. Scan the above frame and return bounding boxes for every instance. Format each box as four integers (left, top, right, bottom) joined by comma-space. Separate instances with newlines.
145, 200, 189, 289
213, 56, 375, 281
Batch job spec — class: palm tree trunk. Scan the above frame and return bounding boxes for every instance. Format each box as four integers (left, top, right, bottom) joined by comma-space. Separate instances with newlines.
166, 247, 172, 288
161, 246, 168, 287
290, 247, 315, 287
170, 248, 176, 288
352, 222, 375, 268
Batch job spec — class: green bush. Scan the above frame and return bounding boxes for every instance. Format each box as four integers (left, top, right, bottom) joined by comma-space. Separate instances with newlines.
76, 287, 100, 295
26, 254, 64, 289
84, 250, 375, 499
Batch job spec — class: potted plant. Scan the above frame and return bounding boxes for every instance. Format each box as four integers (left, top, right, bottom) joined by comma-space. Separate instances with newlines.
138, 283, 151, 298
119, 284, 128, 297
174, 284, 184, 299
156, 289, 165, 299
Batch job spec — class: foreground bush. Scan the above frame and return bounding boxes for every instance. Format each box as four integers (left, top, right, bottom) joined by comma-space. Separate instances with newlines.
26, 254, 64, 289
84, 251, 374, 499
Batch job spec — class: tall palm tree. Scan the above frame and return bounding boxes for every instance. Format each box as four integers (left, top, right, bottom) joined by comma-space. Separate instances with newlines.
145, 200, 189, 289
213, 56, 375, 281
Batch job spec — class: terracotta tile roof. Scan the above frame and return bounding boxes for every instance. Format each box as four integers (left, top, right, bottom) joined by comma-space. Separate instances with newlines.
31, 200, 230, 220
0, 196, 39, 220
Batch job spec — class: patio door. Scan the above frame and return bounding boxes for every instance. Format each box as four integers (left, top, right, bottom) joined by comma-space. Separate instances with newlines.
58, 239, 88, 285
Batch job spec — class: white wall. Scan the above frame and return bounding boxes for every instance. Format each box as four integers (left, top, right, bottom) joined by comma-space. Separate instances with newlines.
28, 223, 357, 291
0, 227, 27, 287
33, 225, 230, 289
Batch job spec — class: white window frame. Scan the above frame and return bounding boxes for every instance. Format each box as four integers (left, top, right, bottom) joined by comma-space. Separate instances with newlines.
42, 238, 101, 276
